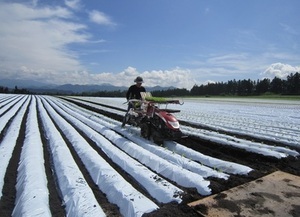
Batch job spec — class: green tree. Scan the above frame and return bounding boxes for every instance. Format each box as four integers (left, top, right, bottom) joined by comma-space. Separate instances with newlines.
286, 72, 300, 95
255, 78, 270, 94
270, 77, 284, 94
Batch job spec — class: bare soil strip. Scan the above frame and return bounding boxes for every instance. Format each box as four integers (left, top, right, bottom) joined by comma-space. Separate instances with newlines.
188, 171, 300, 217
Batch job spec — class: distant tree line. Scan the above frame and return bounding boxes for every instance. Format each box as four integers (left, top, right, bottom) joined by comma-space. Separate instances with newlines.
0, 86, 9, 93
0, 86, 30, 94
1, 72, 299, 97
190, 72, 300, 96
80, 72, 299, 97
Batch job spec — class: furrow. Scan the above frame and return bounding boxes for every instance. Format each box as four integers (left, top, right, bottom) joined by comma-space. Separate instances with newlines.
38, 97, 107, 217
12, 96, 51, 216
41, 96, 159, 217
49, 96, 211, 196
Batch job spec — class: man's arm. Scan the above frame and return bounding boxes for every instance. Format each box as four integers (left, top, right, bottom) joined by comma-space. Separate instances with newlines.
126, 86, 132, 100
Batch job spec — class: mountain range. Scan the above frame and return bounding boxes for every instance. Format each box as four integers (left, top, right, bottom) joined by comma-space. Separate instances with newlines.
0, 79, 175, 94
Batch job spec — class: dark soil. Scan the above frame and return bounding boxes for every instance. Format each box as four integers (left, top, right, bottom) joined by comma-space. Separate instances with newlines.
0, 96, 299, 217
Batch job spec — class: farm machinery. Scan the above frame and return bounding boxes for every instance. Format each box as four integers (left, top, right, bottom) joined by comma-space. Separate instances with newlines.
122, 92, 185, 144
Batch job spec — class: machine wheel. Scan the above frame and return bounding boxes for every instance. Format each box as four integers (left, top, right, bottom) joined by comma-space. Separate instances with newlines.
151, 130, 163, 145
140, 123, 151, 139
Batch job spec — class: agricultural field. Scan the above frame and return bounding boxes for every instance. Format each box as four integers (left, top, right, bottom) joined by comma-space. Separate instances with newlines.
0, 94, 299, 217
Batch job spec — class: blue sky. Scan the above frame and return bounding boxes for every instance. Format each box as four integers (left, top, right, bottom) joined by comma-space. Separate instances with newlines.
0, 0, 299, 89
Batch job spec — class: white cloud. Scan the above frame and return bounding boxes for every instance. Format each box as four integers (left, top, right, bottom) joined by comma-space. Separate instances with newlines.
3, 2, 299, 90
140, 68, 195, 89
65, 0, 82, 10
91, 67, 195, 89
186, 53, 268, 83
0, 2, 72, 20
185, 50, 300, 85
0, 2, 191, 89
17, 66, 193, 89
0, 2, 90, 82
206, 53, 251, 72
89, 10, 116, 27
262, 63, 300, 79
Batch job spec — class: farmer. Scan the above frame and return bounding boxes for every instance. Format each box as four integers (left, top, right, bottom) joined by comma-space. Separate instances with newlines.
126, 76, 146, 100
122, 76, 146, 127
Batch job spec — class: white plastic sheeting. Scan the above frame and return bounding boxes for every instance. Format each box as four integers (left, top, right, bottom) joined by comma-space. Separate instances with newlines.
38, 98, 106, 217
68, 96, 300, 149
0, 95, 22, 115
0, 93, 298, 216
0, 95, 28, 135
171, 99, 300, 149
12, 97, 51, 216
50, 97, 211, 196
46, 97, 184, 203
182, 125, 299, 159
65, 97, 299, 159
163, 141, 253, 175
41, 97, 159, 217
0, 97, 30, 199
60, 98, 253, 176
